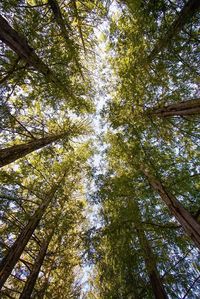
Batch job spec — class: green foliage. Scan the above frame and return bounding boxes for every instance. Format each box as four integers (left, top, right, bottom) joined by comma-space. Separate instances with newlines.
0, 0, 200, 298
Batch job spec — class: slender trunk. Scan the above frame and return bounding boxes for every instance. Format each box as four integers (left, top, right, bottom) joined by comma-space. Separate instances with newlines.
149, 98, 200, 117
140, 166, 200, 249
0, 132, 66, 168
0, 182, 61, 290
137, 228, 168, 299
132, 201, 168, 299
48, 0, 72, 42
0, 15, 64, 88
71, 0, 87, 54
19, 196, 66, 298
19, 232, 53, 299
48, 0, 84, 78
147, 0, 200, 62
38, 259, 54, 299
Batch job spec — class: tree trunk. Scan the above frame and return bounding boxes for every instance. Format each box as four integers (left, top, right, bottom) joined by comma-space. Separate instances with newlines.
147, 0, 200, 62
48, 0, 84, 77
149, 98, 200, 117
0, 182, 61, 290
0, 15, 64, 88
38, 254, 56, 299
0, 132, 66, 168
137, 228, 168, 299
48, 0, 71, 42
19, 232, 53, 299
71, 0, 87, 54
140, 166, 200, 250
131, 200, 168, 299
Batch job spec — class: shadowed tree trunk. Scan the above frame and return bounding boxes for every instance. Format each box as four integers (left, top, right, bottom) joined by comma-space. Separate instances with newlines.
149, 98, 200, 117
0, 131, 67, 168
0, 15, 66, 89
147, 0, 200, 62
48, 0, 84, 77
0, 179, 63, 290
140, 166, 200, 250
131, 200, 168, 299
19, 232, 53, 299
19, 193, 67, 298
48, 0, 72, 42
71, 0, 87, 54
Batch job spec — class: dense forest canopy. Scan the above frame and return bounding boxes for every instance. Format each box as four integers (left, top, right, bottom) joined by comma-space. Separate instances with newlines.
0, 0, 199, 298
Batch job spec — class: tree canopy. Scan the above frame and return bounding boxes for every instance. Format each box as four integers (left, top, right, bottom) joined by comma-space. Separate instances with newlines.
0, 1, 199, 298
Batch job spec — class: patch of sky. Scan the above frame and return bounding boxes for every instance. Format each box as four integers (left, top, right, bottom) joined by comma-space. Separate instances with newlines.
79, 3, 122, 297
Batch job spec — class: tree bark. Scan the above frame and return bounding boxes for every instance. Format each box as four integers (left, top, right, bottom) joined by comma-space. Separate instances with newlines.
0, 132, 67, 168
0, 182, 61, 290
0, 15, 65, 88
19, 232, 53, 299
149, 98, 200, 117
131, 200, 168, 299
140, 166, 200, 250
147, 0, 200, 62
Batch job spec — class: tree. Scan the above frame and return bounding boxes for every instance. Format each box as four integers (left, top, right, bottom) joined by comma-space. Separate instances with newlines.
0, 0, 200, 298
147, 0, 200, 63
140, 166, 200, 249
0, 130, 70, 168
148, 98, 200, 117
19, 231, 52, 299
0, 176, 63, 289
0, 15, 66, 89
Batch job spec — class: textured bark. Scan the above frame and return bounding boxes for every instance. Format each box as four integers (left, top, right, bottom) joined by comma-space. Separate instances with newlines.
132, 201, 168, 299
0, 132, 66, 168
0, 183, 60, 290
147, 0, 200, 62
150, 98, 200, 117
0, 15, 64, 87
19, 233, 53, 299
141, 166, 200, 250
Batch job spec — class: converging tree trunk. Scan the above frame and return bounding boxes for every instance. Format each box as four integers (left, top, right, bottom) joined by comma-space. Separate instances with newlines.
140, 166, 200, 250
0, 132, 67, 168
48, 0, 84, 76
131, 200, 168, 299
19, 232, 53, 299
0, 181, 63, 290
149, 98, 200, 117
48, 0, 72, 43
147, 0, 200, 62
0, 15, 65, 89
38, 252, 57, 299
71, 0, 87, 54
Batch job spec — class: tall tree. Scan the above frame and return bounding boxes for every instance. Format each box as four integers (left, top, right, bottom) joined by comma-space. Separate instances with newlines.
131, 199, 168, 299
140, 166, 200, 250
0, 177, 63, 290
148, 98, 200, 117
0, 15, 66, 89
0, 130, 68, 168
19, 231, 53, 299
147, 0, 200, 62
